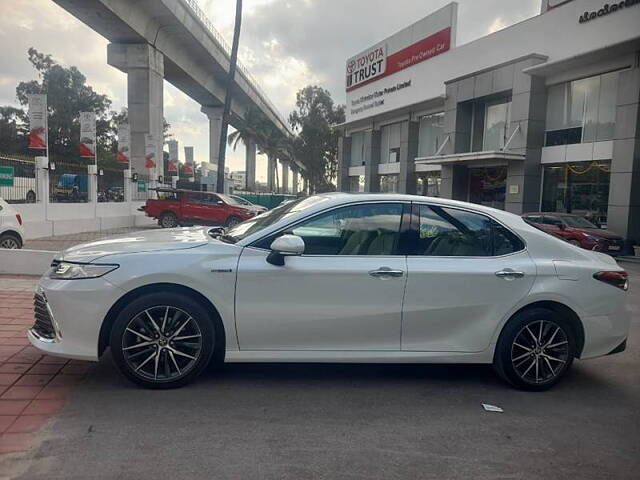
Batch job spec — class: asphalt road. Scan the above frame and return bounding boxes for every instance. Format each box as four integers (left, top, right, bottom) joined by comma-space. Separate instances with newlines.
7, 264, 640, 480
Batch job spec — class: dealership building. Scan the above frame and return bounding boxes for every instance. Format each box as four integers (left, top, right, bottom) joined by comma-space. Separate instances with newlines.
337, 0, 640, 241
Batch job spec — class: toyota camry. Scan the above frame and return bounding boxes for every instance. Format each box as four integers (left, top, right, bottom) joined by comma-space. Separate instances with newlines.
28, 193, 630, 390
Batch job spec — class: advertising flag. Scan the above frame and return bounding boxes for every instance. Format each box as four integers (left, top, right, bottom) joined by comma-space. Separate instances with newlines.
79, 112, 96, 158
27, 94, 47, 150
183, 146, 194, 175
117, 124, 130, 164
144, 134, 157, 169
168, 140, 179, 174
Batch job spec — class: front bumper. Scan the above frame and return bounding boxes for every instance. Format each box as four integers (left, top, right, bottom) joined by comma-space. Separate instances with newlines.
28, 276, 125, 362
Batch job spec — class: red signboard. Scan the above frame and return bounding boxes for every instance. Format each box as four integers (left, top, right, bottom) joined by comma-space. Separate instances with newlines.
346, 27, 451, 92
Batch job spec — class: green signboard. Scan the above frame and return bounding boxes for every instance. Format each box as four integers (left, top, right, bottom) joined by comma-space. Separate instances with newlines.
137, 179, 147, 193
0, 166, 14, 187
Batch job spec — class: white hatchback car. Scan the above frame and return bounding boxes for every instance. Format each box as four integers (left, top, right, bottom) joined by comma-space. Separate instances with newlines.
28, 194, 629, 390
0, 198, 25, 249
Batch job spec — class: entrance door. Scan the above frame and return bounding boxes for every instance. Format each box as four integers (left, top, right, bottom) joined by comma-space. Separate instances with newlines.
468, 167, 507, 210
235, 202, 407, 351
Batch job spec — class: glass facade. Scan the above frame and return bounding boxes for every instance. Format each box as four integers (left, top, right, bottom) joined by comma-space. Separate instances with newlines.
416, 171, 441, 197
541, 161, 611, 225
350, 132, 365, 167
380, 123, 402, 164
483, 100, 512, 150
379, 175, 399, 193
545, 71, 619, 146
418, 113, 444, 157
468, 167, 507, 210
349, 175, 365, 192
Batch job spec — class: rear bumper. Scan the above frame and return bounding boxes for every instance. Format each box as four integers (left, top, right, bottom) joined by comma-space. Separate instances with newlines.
580, 307, 630, 359
607, 339, 627, 355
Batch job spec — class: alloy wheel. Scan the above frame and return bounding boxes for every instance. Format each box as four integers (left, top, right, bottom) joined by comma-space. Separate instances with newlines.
122, 306, 203, 383
0, 236, 20, 249
511, 320, 570, 385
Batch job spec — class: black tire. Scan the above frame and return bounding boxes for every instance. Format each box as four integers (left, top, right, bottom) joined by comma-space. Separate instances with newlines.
225, 215, 242, 228
159, 211, 178, 228
110, 292, 215, 389
0, 232, 22, 249
493, 308, 575, 391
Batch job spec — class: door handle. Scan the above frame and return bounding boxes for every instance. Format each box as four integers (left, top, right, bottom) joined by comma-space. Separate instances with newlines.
369, 267, 404, 278
495, 269, 525, 279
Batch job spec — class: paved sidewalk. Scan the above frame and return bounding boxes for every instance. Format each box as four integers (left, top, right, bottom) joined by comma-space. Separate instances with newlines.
0, 276, 91, 455
23, 225, 159, 252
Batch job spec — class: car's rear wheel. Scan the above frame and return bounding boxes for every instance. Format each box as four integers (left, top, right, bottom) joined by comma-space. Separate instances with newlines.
225, 215, 242, 228
0, 232, 22, 249
110, 292, 215, 389
494, 308, 574, 391
159, 212, 178, 228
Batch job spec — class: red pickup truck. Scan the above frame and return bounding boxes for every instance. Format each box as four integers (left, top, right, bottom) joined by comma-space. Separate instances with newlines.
143, 189, 266, 228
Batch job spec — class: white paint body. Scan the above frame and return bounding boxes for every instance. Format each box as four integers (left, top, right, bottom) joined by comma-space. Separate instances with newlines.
0, 198, 25, 247
28, 194, 629, 367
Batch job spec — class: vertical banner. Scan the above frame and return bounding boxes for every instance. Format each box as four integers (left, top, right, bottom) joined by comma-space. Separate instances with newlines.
117, 124, 130, 164
168, 140, 179, 174
79, 112, 96, 159
27, 94, 47, 150
144, 134, 157, 169
183, 146, 194, 176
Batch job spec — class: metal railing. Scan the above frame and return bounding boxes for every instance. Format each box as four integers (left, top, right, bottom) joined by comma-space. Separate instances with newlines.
132, 173, 152, 202
0, 155, 37, 204
98, 167, 126, 202
180, 0, 290, 133
49, 162, 89, 203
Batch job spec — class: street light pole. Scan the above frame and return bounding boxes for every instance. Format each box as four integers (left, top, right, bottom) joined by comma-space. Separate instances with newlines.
216, 0, 243, 193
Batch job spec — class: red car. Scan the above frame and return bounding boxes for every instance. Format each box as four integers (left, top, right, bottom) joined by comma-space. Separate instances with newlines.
521, 212, 625, 254
143, 189, 264, 228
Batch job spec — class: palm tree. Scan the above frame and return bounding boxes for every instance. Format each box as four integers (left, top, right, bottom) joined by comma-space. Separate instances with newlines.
227, 107, 264, 152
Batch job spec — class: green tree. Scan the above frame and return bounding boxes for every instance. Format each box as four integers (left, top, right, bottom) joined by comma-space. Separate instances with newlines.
289, 85, 345, 193
0, 106, 28, 155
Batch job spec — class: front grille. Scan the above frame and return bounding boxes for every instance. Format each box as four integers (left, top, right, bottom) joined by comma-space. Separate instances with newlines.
32, 293, 56, 340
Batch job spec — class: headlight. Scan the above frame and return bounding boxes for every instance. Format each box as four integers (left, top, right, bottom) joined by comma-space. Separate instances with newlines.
49, 262, 119, 280
581, 232, 601, 242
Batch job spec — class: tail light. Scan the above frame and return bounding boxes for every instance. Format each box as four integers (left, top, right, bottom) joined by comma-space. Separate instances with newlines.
16, 214, 22, 226
593, 271, 628, 291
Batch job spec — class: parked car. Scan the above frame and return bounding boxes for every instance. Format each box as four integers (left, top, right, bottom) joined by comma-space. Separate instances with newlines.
143, 189, 263, 228
51, 174, 88, 202
28, 194, 629, 391
229, 194, 268, 214
0, 198, 25, 249
522, 213, 625, 254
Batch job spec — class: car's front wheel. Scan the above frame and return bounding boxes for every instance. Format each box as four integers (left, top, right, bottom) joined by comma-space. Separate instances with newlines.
0, 232, 22, 249
110, 292, 215, 388
494, 308, 574, 391
159, 212, 178, 228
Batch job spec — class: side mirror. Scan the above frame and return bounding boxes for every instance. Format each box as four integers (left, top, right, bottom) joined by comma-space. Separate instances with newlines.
267, 234, 305, 266
217, 200, 224, 206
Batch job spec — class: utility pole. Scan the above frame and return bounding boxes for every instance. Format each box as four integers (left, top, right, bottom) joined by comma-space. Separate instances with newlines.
216, 0, 243, 193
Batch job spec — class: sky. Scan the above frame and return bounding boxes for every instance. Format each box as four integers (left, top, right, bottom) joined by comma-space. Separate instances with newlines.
0, 0, 540, 182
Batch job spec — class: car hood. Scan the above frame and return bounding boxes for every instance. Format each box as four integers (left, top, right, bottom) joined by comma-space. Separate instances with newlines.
57, 227, 211, 263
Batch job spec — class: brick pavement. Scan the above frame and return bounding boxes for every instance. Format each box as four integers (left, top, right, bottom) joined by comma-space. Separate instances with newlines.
0, 276, 92, 455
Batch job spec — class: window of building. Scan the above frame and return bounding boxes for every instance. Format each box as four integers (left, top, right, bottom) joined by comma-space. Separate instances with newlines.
541, 161, 611, 225
483, 99, 512, 150
287, 203, 403, 256
380, 122, 402, 164
349, 175, 365, 192
545, 71, 619, 146
379, 175, 399, 193
350, 132, 365, 167
414, 205, 523, 257
418, 113, 444, 157
416, 171, 441, 197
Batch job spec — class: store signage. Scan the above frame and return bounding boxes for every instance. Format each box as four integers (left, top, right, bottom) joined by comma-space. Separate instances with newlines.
27, 94, 47, 150
79, 112, 96, 158
183, 146, 194, 176
0, 166, 14, 187
117, 124, 130, 164
579, 0, 640, 23
168, 140, 179, 175
346, 28, 451, 92
137, 179, 147, 193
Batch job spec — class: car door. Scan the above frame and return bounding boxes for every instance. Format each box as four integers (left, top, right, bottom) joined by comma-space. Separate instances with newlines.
234, 202, 408, 351
402, 203, 536, 352
182, 194, 206, 222
199, 194, 227, 225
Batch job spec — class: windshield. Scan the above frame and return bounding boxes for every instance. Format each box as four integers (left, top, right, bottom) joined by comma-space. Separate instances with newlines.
222, 195, 333, 243
561, 216, 598, 228
229, 195, 251, 205
218, 194, 244, 206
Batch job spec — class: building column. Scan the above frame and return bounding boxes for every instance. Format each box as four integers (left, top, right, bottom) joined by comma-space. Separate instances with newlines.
364, 130, 381, 192
245, 139, 256, 191
440, 164, 468, 201
201, 106, 224, 171
267, 156, 276, 192
337, 135, 351, 192
399, 120, 419, 194
281, 160, 290, 194
303, 176, 309, 194
292, 166, 299, 195
107, 43, 164, 179
608, 66, 640, 243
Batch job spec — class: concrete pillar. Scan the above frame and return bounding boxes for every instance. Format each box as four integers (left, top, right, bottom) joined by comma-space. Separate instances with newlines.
440, 164, 468, 201
281, 160, 290, 194
608, 66, 640, 243
201, 106, 224, 170
303, 176, 309, 194
245, 139, 256, 191
364, 130, 381, 192
34, 157, 49, 205
337, 136, 352, 192
267, 156, 276, 192
292, 167, 299, 195
123, 169, 133, 203
107, 43, 164, 180
399, 121, 419, 194
87, 165, 98, 204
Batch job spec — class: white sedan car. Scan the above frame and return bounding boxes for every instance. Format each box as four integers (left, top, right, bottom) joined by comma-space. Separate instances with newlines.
28, 193, 629, 390
0, 198, 25, 249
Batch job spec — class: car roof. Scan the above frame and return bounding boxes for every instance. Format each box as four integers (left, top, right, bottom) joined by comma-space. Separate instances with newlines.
522, 212, 581, 218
